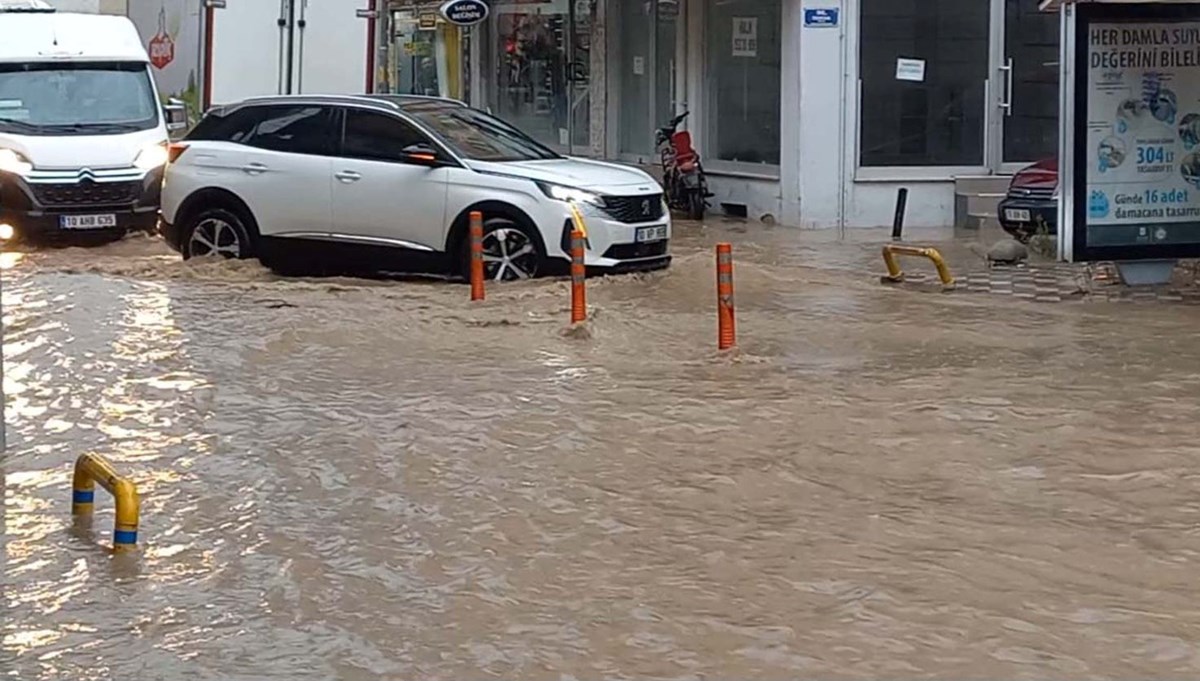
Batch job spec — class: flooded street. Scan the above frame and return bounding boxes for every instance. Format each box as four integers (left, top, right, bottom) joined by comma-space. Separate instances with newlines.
5, 222, 1200, 679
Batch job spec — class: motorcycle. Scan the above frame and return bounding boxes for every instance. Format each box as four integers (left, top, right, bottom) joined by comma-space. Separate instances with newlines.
655, 111, 711, 220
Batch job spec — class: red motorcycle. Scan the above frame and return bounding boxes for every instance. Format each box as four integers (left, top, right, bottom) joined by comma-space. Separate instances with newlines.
655, 111, 711, 220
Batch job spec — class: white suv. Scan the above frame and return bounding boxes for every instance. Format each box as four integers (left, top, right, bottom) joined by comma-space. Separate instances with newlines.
159, 95, 672, 278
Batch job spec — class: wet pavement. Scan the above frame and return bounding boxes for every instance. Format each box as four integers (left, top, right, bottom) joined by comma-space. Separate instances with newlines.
4, 222, 1200, 679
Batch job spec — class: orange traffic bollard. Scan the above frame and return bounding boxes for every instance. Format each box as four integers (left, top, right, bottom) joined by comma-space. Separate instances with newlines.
716, 243, 736, 350
469, 210, 485, 301
570, 228, 587, 324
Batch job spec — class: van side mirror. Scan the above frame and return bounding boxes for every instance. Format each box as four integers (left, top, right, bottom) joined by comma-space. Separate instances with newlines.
164, 101, 188, 132
401, 143, 446, 167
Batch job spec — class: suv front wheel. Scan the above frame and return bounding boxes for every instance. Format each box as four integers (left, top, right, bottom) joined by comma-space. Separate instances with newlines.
181, 207, 256, 260
461, 217, 544, 281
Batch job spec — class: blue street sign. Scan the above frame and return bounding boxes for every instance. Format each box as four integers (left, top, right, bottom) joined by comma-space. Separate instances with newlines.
804, 8, 839, 28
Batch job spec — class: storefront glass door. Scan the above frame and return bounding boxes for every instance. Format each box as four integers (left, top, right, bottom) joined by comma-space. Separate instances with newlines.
384, 9, 465, 101
858, 0, 1060, 174
490, 0, 593, 155
999, 0, 1060, 170
615, 0, 679, 161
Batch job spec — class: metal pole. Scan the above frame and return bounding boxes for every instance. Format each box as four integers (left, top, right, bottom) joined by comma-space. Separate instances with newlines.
891, 187, 909, 242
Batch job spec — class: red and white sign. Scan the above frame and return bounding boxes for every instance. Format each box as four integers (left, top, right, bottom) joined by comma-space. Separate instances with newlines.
149, 31, 175, 69
148, 7, 175, 70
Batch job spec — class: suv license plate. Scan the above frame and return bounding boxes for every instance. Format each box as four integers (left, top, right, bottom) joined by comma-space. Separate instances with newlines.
1004, 209, 1031, 222
636, 225, 668, 243
60, 214, 117, 230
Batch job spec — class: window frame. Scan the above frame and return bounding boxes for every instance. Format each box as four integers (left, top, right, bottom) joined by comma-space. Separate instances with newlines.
192, 103, 340, 157
244, 104, 340, 157
696, 0, 784, 177
186, 105, 265, 143
853, 0, 996, 180
335, 105, 463, 167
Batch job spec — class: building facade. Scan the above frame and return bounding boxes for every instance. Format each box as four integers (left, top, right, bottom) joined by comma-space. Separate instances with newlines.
48, 0, 126, 13
375, 0, 1063, 229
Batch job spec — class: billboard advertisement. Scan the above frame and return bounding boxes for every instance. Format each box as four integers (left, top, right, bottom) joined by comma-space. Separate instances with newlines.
127, 0, 202, 121
1074, 3, 1200, 261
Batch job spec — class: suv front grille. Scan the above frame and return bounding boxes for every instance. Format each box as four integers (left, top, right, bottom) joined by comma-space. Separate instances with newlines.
603, 241, 669, 261
600, 193, 665, 224
1007, 186, 1055, 201
31, 180, 142, 208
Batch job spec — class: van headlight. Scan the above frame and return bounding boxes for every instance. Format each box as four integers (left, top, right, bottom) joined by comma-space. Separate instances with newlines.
536, 181, 606, 207
133, 142, 169, 170
0, 149, 32, 174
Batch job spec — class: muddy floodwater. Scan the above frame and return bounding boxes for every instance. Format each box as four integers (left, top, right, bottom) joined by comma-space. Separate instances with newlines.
4, 222, 1200, 680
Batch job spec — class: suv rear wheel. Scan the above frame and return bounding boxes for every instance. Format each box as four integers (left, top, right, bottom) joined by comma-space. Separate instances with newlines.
181, 207, 256, 260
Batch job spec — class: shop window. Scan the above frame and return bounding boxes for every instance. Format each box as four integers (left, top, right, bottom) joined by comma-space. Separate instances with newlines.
616, 0, 680, 158
705, 0, 781, 166
859, 0, 989, 167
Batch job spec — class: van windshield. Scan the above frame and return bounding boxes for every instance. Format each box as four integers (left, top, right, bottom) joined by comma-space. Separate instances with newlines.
0, 61, 158, 135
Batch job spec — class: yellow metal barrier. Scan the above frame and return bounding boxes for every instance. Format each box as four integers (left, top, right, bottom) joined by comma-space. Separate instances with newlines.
72, 454, 139, 553
881, 244, 956, 288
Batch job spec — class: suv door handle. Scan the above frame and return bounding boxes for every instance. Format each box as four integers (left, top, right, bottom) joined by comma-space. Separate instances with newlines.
335, 170, 362, 183
241, 162, 268, 175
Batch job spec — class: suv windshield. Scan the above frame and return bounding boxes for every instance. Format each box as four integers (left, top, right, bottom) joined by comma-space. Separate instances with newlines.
402, 102, 561, 162
0, 61, 158, 135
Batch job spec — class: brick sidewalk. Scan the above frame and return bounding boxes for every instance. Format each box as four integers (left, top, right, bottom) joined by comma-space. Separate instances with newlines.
898, 262, 1200, 304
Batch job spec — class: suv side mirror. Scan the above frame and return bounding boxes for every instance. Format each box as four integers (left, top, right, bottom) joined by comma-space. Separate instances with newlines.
401, 143, 446, 167
164, 100, 189, 132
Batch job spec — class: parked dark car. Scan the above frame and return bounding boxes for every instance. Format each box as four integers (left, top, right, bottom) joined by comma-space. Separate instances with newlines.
997, 158, 1057, 243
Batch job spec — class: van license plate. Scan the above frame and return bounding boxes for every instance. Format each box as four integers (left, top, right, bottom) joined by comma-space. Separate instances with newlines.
1004, 209, 1031, 222
636, 225, 668, 242
60, 214, 117, 230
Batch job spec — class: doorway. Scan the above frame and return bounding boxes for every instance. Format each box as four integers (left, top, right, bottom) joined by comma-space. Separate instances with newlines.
995, 0, 1061, 172
488, 0, 594, 155
614, 0, 680, 162
384, 9, 465, 100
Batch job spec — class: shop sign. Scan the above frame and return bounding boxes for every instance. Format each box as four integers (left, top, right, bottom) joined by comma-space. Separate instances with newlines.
1084, 19, 1200, 248
418, 13, 438, 29
439, 0, 488, 26
731, 17, 757, 58
803, 8, 838, 28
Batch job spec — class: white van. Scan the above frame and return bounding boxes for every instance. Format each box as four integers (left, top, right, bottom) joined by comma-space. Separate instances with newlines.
0, 1, 186, 241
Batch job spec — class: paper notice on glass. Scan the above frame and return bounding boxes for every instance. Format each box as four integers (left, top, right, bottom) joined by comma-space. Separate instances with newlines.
895, 58, 926, 82
732, 17, 758, 58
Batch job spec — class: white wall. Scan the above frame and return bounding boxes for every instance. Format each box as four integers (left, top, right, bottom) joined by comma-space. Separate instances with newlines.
47, 0, 126, 13
127, 0, 202, 103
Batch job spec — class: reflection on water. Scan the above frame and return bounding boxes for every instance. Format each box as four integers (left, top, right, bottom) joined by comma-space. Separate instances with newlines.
5, 227, 1200, 679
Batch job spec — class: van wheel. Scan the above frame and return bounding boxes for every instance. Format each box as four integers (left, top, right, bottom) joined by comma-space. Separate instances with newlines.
181, 207, 255, 260
460, 218, 543, 281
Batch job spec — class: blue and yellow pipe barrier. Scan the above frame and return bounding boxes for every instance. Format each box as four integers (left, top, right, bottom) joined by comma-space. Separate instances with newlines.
72, 453, 139, 553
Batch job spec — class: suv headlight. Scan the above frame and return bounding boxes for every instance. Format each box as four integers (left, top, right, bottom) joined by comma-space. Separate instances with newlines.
133, 141, 169, 170
0, 148, 32, 174
536, 181, 606, 207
